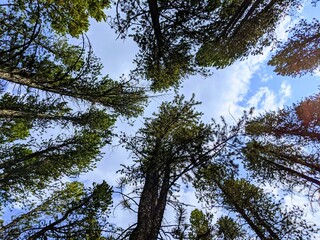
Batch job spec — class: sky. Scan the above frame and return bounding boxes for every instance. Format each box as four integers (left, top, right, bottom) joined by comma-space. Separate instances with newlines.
72, 1, 320, 235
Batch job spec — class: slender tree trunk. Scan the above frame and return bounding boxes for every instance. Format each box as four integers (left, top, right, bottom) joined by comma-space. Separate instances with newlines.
223, 0, 252, 36
0, 109, 77, 122
231, 0, 264, 37
147, 0, 163, 53
0, 68, 117, 106
150, 167, 171, 239
267, 158, 320, 186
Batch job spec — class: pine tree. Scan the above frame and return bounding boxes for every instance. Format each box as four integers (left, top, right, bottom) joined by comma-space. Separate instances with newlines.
188, 209, 213, 240
195, 169, 316, 240
118, 94, 318, 239
118, 95, 250, 239
113, 0, 301, 90
268, 18, 320, 77
0, 181, 113, 239
242, 93, 320, 201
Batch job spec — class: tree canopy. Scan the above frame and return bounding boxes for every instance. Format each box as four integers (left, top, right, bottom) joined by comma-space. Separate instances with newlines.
268, 18, 320, 77
0, 181, 113, 239
113, 0, 302, 90
242, 93, 320, 202
0, 0, 144, 237
2, 0, 111, 37
117, 95, 249, 239
0, 0, 146, 203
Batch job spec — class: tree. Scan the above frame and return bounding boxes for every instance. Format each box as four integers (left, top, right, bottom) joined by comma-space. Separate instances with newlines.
0, 1, 146, 118
0, 0, 146, 202
188, 209, 213, 240
0, 129, 109, 205
194, 171, 316, 240
113, 0, 301, 90
1, 0, 111, 38
242, 93, 320, 201
0, 1, 145, 238
0, 84, 116, 208
117, 95, 251, 239
0, 181, 113, 239
171, 208, 245, 239
268, 18, 320, 77
214, 216, 245, 240
2, 0, 319, 239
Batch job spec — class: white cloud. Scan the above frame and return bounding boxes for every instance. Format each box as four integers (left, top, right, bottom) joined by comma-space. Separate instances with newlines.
247, 81, 291, 114
179, 48, 271, 124
261, 73, 273, 83
280, 81, 292, 98
275, 16, 293, 42
314, 68, 320, 77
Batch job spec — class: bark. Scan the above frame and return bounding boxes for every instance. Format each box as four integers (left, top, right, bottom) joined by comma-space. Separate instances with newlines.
0, 109, 77, 122
151, 166, 171, 239
231, 0, 264, 38
222, 0, 252, 37
129, 162, 171, 240
0, 68, 121, 107
265, 158, 320, 187
129, 170, 160, 240
147, 0, 163, 53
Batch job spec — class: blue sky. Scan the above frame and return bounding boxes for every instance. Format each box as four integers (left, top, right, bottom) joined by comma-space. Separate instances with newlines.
75, 1, 320, 235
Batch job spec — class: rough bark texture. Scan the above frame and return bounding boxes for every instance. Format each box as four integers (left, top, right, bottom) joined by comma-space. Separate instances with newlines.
129, 163, 170, 240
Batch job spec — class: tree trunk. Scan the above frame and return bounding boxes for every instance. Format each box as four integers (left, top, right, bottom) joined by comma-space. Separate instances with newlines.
129, 165, 171, 240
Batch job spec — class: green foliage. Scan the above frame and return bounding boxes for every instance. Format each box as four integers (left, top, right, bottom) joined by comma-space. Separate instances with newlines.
243, 93, 320, 198
0, 2, 144, 238
189, 209, 212, 240
269, 18, 320, 77
0, 2, 146, 118
195, 173, 316, 240
120, 95, 215, 239
195, 0, 296, 68
1, 0, 319, 239
0, 90, 117, 206
114, 0, 301, 90
0, 130, 108, 205
119, 95, 252, 239
0, 118, 31, 144
10, 0, 110, 37
0, 181, 113, 239
215, 216, 245, 240
141, 42, 197, 91
120, 93, 318, 239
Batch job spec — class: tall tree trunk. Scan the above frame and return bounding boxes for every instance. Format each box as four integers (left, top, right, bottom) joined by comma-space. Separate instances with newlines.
129, 165, 171, 240
129, 170, 160, 240
0, 109, 77, 122
147, 0, 163, 55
